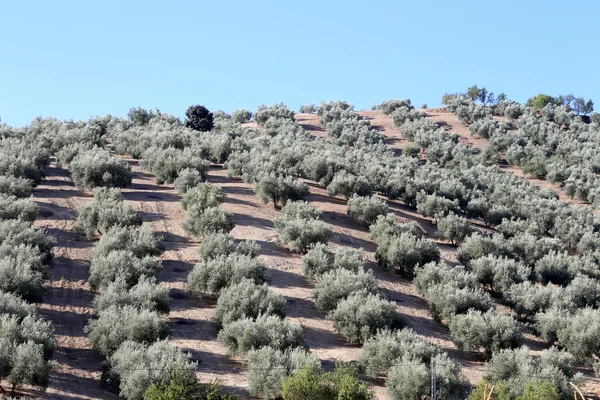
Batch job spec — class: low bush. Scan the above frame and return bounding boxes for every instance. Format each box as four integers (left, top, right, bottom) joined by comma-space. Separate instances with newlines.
187, 253, 267, 296
424, 282, 493, 322
275, 201, 332, 253
69, 148, 132, 190
378, 99, 413, 115
555, 308, 600, 361
94, 276, 170, 314
413, 262, 478, 295
0, 176, 33, 198
330, 292, 404, 344
281, 365, 372, 400
218, 315, 304, 355
181, 183, 225, 211
470, 255, 531, 295
144, 371, 242, 400
386, 353, 465, 400
213, 280, 286, 329
534, 251, 575, 285
369, 214, 420, 243
142, 147, 209, 185
0, 219, 55, 262
173, 168, 204, 194
299, 104, 316, 114
302, 243, 333, 277
109, 339, 197, 400
314, 269, 377, 312
449, 309, 522, 358
347, 195, 389, 226
360, 328, 441, 377
89, 250, 161, 290
182, 206, 234, 238
254, 104, 295, 126
75, 188, 141, 239
92, 224, 162, 260
0, 258, 45, 302
375, 232, 440, 276
0, 194, 39, 221
246, 346, 320, 399
197, 233, 260, 260
436, 212, 472, 245
232, 109, 252, 123
86, 305, 166, 357
504, 282, 564, 317
254, 173, 308, 209
0, 290, 36, 319
327, 171, 373, 199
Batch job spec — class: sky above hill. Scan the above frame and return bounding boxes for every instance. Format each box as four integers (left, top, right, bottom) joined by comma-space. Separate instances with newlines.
1, 0, 598, 126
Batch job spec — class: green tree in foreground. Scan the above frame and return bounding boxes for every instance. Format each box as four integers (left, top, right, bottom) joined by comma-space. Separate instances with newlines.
281, 365, 372, 400
145, 370, 241, 400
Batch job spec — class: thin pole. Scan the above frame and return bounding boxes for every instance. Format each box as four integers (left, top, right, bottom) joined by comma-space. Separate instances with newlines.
431, 358, 436, 400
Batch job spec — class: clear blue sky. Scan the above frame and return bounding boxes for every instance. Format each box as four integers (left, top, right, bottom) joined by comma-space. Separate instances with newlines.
1, 0, 598, 127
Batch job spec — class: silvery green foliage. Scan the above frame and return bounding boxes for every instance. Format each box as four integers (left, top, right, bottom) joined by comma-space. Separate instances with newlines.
316, 101, 355, 125
254, 103, 295, 126
423, 282, 493, 322
469, 255, 531, 295
217, 315, 304, 355
374, 232, 440, 277
181, 205, 234, 238
0, 176, 33, 198
197, 233, 260, 260
553, 308, 600, 361
275, 201, 332, 253
413, 262, 478, 295
347, 195, 389, 226
436, 212, 472, 245
329, 292, 404, 344
455, 103, 492, 125
56, 142, 97, 167
360, 328, 441, 377
246, 346, 320, 399
369, 214, 420, 243
299, 104, 316, 114
187, 253, 267, 296
326, 170, 373, 199
69, 148, 132, 190
416, 192, 460, 219
377, 99, 413, 115
86, 305, 166, 357
391, 107, 426, 126
485, 346, 580, 398
534, 251, 576, 285
386, 353, 465, 400
314, 269, 377, 312
75, 187, 142, 239
0, 290, 36, 319
142, 146, 208, 185
504, 282, 568, 317
213, 280, 286, 329
93, 276, 170, 314
172, 168, 204, 194
109, 339, 197, 400
263, 117, 306, 137
449, 309, 522, 358
564, 274, 600, 308
232, 109, 252, 124
333, 247, 366, 272
0, 194, 38, 221
181, 183, 225, 211
254, 172, 308, 208
89, 250, 161, 290
0, 219, 54, 261
0, 313, 56, 391
0, 258, 45, 302
92, 224, 162, 260
301, 243, 333, 277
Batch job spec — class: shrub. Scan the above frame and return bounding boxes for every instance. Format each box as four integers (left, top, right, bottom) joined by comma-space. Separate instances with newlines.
213, 280, 286, 329
504, 282, 561, 317
378, 99, 413, 115
424, 283, 493, 322
173, 168, 204, 194
565, 274, 600, 308
182, 206, 234, 238
94, 276, 170, 314
86, 305, 166, 357
470, 255, 531, 295
327, 171, 373, 199
0, 194, 39, 221
0, 258, 45, 302
314, 269, 377, 312
413, 262, 478, 295
333, 247, 365, 273
386, 353, 465, 400
232, 109, 252, 124
347, 195, 389, 227
436, 212, 472, 245
75, 188, 141, 239
360, 328, 440, 377
275, 201, 332, 253
181, 183, 225, 211
92, 224, 162, 260
197, 233, 260, 260
281, 365, 372, 400
0, 290, 36, 319
69, 148, 132, 190
467, 379, 511, 400
218, 315, 304, 355
254, 173, 308, 209
184, 105, 214, 132
369, 214, 420, 243
144, 371, 242, 400
449, 309, 522, 358
187, 253, 267, 296
555, 308, 600, 361
247, 346, 320, 399
109, 339, 197, 400
0, 219, 55, 262
301, 243, 333, 277
89, 250, 161, 290
142, 147, 209, 185
518, 381, 560, 400
375, 232, 440, 276
330, 292, 404, 344
299, 104, 316, 114
254, 104, 296, 126
534, 251, 575, 285
416, 193, 459, 219
0, 176, 33, 198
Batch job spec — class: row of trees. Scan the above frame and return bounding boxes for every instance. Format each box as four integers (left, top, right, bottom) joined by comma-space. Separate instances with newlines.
0, 128, 57, 395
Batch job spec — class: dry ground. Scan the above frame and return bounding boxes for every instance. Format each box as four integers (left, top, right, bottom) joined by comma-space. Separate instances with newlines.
33, 110, 599, 399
